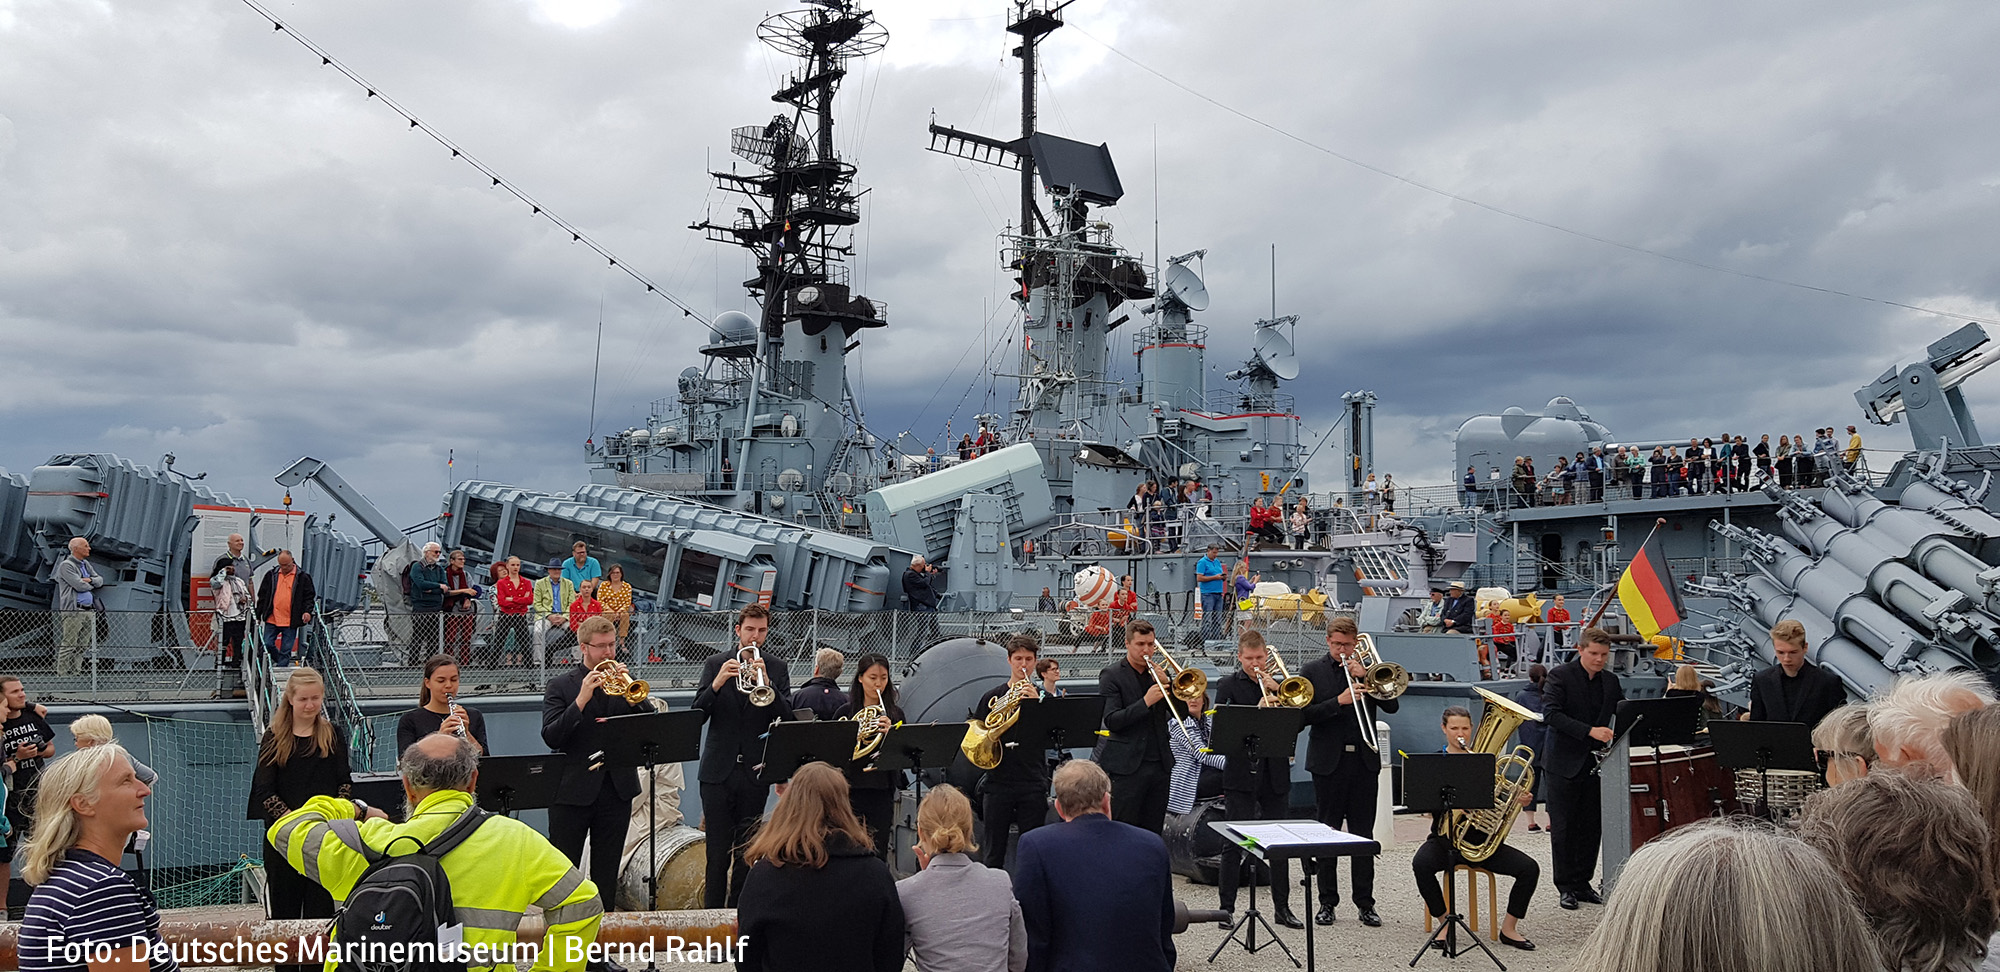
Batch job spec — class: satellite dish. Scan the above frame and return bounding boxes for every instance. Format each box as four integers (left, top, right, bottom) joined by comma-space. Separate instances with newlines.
1162, 263, 1209, 312
1253, 326, 1300, 380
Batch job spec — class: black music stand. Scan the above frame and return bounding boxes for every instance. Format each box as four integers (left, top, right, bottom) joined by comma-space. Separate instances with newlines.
475, 755, 563, 816
1404, 752, 1504, 971
1012, 694, 1104, 756
1206, 705, 1305, 967
757, 720, 858, 784
1610, 695, 1703, 831
595, 709, 706, 918
870, 722, 971, 828
1707, 720, 1815, 818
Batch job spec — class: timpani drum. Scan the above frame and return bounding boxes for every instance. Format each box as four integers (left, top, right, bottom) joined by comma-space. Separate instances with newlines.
616, 824, 707, 911
1628, 744, 1738, 846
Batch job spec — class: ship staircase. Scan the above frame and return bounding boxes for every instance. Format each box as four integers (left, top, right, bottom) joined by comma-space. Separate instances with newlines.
1350, 545, 1411, 596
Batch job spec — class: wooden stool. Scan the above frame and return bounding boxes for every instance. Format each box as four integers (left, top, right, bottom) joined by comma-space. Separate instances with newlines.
1423, 865, 1500, 941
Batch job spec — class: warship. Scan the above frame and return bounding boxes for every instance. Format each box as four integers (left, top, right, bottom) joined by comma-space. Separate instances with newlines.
6, 0, 2000, 900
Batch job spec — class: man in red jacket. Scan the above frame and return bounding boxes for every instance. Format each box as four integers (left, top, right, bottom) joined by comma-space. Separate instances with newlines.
492, 556, 535, 666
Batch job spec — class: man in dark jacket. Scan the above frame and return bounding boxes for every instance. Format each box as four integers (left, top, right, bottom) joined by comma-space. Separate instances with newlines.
1746, 619, 1847, 728
690, 604, 793, 908
1542, 626, 1624, 910
1213, 630, 1303, 928
789, 647, 848, 721
254, 549, 316, 665
1299, 615, 1397, 926
1098, 620, 1177, 836
540, 616, 643, 911
1439, 580, 1476, 634
903, 555, 940, 610
405, 542, 449, 663
1013, 760, 1174, 972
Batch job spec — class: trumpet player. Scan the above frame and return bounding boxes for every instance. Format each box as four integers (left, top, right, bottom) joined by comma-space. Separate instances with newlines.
1214, 630, 1304, 928
540, 615, 643, 913
973, 636, 1052, 869
1098, 620, 1179, 835
397, 655, 489, 755
1414, 707, 1538, 952
833, 652, 903, 861
691, 604, 793, 908
1300, 616, 1397, 927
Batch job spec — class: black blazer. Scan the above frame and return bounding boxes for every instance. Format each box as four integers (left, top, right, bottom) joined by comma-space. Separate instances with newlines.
970, 682, 1052, 791
1013, 813, 1175, 972
735, 831, 905, 972
540, 664, 644, 806
1747, 660, 1846, 727
1440, 595, 1475, 632
1298, 654, 1398, 777
691, 650, 795, 785
1097, 659, 1176, 776
1212, 670, 1290, 796
1540, 661, 1624, 780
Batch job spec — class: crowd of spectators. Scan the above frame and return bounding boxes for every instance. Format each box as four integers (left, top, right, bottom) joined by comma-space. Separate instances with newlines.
1466, 425, 1869, 509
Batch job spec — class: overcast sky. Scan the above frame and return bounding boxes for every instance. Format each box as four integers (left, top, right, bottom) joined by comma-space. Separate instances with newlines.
6, 0, 2000, 532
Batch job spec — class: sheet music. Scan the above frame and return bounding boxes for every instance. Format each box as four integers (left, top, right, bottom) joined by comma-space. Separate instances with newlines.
1231, 822, 1373, 847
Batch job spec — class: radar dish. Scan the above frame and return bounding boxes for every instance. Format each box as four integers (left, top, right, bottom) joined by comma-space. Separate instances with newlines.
1163, 263, 1209, 312
1253, 326, 1300, 381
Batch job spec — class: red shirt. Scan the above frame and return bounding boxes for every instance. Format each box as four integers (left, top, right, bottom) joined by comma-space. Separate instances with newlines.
568, 597, 604, 631
496, 576, 534, 615
1547, 608, 1571, 625
1111, 589, 1138, 625
1491, 616, 1515, 644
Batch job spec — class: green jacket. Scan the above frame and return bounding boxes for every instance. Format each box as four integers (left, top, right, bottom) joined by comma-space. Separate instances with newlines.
533, 576, 578, 622
268, 789, 603, 972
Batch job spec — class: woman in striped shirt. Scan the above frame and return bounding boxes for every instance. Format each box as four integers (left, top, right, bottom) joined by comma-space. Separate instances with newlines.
18, 745, 176, 972
1166, 690, 1224, 817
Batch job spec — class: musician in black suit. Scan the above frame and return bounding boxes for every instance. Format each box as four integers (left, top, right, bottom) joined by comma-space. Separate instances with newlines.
1098, 619, 1177, 836
690, 604, 794, 909
1298, 615, 1397, 926
1213, 630, 1304, 928
1541, 626, 1624, 910
972, 635, 1052, 870
1746, 619, 1847, 728
539, 615, 644, 909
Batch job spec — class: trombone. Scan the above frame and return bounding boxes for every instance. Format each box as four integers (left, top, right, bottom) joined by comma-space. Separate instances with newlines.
1258, 652, 1314, 708
1343, 633, 1409, 753
736, 645, 777, 707
1148, 645, 1209, 752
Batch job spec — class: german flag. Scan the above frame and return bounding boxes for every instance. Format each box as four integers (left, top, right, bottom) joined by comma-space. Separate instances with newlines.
1617, 528, 1686, 639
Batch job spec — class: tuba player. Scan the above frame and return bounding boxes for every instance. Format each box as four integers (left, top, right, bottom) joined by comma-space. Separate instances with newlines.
1413, 706, 1539, 951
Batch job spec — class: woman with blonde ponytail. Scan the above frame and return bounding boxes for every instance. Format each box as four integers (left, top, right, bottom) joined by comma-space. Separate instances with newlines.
17, 745, 178, 972
897, 784, 1027, 972
245, 669, 349, 972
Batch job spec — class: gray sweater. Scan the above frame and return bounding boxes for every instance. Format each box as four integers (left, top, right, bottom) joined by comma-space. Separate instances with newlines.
897, 852, 1027, 972
53, 556, 102, 612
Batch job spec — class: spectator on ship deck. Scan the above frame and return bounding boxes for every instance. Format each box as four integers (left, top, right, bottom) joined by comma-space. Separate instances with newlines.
904, 556, 941, 612
406, 542, 448, 665
561, 540, 602, 588
1845, 425, 1863, 473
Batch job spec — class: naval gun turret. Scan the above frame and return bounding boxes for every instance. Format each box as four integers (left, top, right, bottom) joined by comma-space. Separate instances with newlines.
1857, 321, 1998, 451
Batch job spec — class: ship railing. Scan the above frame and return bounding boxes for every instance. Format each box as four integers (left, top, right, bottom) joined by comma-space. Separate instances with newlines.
1197, 390, 1295, 416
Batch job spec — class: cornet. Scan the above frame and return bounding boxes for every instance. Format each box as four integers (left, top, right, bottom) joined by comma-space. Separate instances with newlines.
1258, 653, 1314, 708
590, 659, 650, 704
736, 645, 777, 707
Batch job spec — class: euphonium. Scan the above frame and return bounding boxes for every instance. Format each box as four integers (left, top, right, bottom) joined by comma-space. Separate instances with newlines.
736, 645, 777, 707
1260, 653, 1314, 708
590, 659, 650, 704
852, 703, 886, 761
1450, 686, 1543, 863
962, 677, 1038, 770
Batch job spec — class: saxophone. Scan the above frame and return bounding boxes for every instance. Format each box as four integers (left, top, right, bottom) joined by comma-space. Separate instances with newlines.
961, 677, 1039, 770
1450, 687, 1542, 863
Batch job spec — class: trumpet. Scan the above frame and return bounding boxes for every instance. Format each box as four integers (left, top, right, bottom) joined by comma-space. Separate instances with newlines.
1257, 653, 1314, 708
736, 645, 777, 707
590, 659, 650, 704
851, 703, 886, 761
1342, 633, 1409, 753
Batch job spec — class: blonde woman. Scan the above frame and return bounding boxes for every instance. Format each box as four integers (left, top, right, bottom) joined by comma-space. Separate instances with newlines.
246, 669, 350, 972
17, 746, 172, 972
67, 714, 158, 786
1813, 704, 1873, 787
898, 785, 1026, 972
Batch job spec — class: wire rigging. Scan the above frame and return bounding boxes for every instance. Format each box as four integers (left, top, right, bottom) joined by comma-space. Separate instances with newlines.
1068, 25, 2000, 330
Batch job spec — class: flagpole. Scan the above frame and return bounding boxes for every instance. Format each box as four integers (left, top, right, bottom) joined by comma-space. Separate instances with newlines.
1586, 517, 1668, 628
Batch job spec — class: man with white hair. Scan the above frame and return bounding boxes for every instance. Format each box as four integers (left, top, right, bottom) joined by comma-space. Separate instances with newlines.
406, 542, 449, 664
1868, 670, 1995, 779
789, 648, 848, 721
52, 537, 103, 676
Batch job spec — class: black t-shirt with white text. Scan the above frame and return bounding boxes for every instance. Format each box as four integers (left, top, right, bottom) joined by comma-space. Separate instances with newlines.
4, 708, 55, 809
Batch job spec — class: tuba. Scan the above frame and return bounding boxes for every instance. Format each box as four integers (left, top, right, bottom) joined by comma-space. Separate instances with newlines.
962, 677, 1039, 770
1450, 686, 1543, 863
736, 645, 777, 707
1260, 653, 1314, 708
1346, 633, 1410, 753
591, 659, 651, 704
851, 703, 886, 761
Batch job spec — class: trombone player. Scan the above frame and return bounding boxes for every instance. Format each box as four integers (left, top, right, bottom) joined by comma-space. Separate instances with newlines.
691, 604, 793, 908
1414, 706, 1538, 951
1300, 616, 1399, 927
1098, 620, 1181, 835
1213, 630, 1305, 929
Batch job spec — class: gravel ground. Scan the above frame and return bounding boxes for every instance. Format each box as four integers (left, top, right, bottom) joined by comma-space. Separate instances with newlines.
163, 815, 1603, 971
